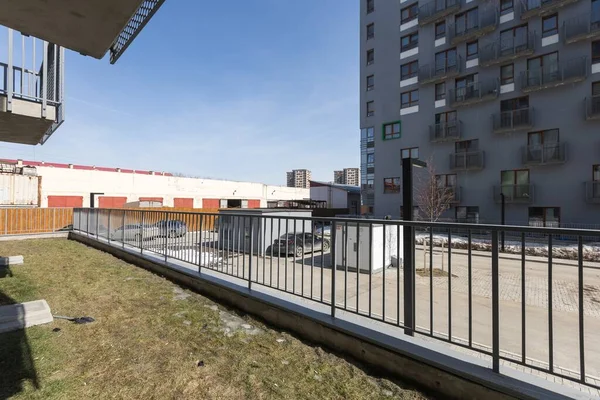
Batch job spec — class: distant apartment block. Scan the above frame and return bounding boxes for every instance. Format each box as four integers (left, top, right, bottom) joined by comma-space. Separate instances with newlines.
287, 169, 312, 188
334, 168, 361, 186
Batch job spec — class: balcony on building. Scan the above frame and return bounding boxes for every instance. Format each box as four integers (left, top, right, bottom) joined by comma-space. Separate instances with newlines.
564, 14, 600, 44
492, 108, 535, 133
0, 29, 64, 145
449, 151, 484, 171
585, 95, 600, 120
585, 181, 600, 203
419, 0, 461, 26
493, 185, 534, 204
522, 143, 567, 166
448, 7, 498, 45
418, 56, 462, 85
430, 120, 462, 142
520, 56, 587, 93
519, 0, 580, 20
479, 32, 536, 67
448, 79, 499, 108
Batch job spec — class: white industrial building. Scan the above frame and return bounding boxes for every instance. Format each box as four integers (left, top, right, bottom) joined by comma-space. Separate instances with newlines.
0, 159, 309, 209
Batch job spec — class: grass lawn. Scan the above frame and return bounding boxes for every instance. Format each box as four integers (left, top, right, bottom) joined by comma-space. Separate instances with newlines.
0, 239, 428, 400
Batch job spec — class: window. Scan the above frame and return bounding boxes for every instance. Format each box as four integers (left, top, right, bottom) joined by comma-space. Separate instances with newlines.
466, 41, 478, 60
367, 49, 375, 65
435, 21, 446, 39
500, 0, 514, 14
594, 165, 600, 182
594, 81, 600, 96
455, 73, 478, 97
367, 0, 374, 14
401, 3, 418, 24
501, 64, 514, 85
384, 177, 401, 194
367, 75, 374, 91
500, 25, 528, 54
435, 48, 457, 73
435, 111, 457, 125
455, 139, 478, 153
456, 206, 479, 223
401, 147, 419, 159
436, 174, 457, 188
367, 153, 374, 166
542, 14, 558, 37
401, 89, 419, 108
367, 23, 375, 39
435, 82, 446, 100
401, 61, 419, 80
455, 8, 479, 35
529, 207, 560, 227
528, 129, 558, 145
501, 96, 529, 112
366, 101, 375, 117
594, 41, 600, 65
401, 32, 419, 51
383, 122, 401, 140
501, 170, 531, 200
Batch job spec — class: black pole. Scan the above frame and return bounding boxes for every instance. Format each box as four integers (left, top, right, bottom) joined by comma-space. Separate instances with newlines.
501, 193, 505, 252
402, 159, 415, 336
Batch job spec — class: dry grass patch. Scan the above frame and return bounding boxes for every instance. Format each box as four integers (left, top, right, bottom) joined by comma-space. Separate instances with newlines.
0, 239, 429, 400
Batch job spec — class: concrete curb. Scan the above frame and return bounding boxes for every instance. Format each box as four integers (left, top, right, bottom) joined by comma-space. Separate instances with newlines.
0, 300, 53, 333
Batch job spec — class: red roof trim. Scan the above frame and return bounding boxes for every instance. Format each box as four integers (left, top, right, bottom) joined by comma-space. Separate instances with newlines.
0, 159, 172, 176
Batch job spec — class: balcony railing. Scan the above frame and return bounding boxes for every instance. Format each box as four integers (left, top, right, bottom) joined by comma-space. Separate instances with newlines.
479, 32, 536, 67
418, 55, 462, 85
519, 0, 580, 20
563, 13, 600, 44
522, 143, 567, 166
430, 120, 462, 142
448, 8, 499, 44
493, 184, 534, 203
520, 56, 587, 93
585, 95, 600, 120
419, 0, 461, 26
448, 79, 499, 107
492, 108, 534, 133
449, 151, 484, 171
586, 181, 600, 203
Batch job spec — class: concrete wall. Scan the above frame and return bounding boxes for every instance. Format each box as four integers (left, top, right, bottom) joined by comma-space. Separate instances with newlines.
360, 0, 600, 225
35, 166, 309, 208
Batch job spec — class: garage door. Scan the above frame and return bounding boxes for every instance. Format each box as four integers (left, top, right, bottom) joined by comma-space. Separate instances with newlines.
248, 200, 261, 209
203, 198, 220, 208
48, 196, 83, 208
98, 196, 128, 208
174, 198, 194, 208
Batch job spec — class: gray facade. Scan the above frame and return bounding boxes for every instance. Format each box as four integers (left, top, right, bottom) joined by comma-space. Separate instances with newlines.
360, 0, 600, 226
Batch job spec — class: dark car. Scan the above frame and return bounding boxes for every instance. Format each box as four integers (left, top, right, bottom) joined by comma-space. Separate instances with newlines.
271, 233, 330, 257
155, 220, 187, 238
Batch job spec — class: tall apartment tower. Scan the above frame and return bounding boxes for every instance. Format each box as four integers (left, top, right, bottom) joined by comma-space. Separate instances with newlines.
334, 168, 361, 185
286, 169, 312, 188
360, 0, 600, 225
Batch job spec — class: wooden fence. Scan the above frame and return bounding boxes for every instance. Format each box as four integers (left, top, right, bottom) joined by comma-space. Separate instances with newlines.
0, 208, 73, 235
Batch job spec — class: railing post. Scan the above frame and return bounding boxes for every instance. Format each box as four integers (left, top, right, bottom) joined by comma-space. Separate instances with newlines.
491, 229, 500, 373
140, 211, 144, 254
108, 209, 111, 243
248, 217, 254, 290
165, 212, 169, 263
52, 208, 56, 232
96, 208, 99, 238
4, 208, 7, 235
331, 221, 337, 318
122, 211, 125, 249
7, 29, 13, 112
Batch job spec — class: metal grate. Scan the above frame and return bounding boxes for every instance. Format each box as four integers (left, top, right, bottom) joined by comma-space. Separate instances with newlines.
109, 0, 166, 64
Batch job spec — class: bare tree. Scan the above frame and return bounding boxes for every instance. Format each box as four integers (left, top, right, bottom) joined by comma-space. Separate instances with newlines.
415, 157, 455, 222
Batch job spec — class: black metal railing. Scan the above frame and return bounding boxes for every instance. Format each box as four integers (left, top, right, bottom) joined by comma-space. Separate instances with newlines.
71, 208, 600, 391
586, 181, 600, 203
448, 79, 499, 107
493, 184, 534, 203
419, 0, 461, 25
449, 150, 485, 170
563, 13, 600, 44
419, 55, 462, 84
448, 8, 498, 44
522, 143, 567, 165
492, 108, 534, 133
585, 95, 600, 120
430, 120, 462, 142
480, 32, 536, 67
519, 0, 580, 20
520, 56, 587, 92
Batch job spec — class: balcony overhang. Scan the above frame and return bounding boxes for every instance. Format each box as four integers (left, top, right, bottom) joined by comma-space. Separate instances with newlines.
0, 96, 57, 145
0, 0, 165, 63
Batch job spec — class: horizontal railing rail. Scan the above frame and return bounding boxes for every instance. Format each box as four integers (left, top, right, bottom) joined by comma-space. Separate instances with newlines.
479, 32, 536, 66
492, 108, 534, 133
449, 150, 485, 171
418, 55, 462, 84
522, 143, 567, 165
520, 56, 588, 92
419, 0, 461, 25
449, 79, 499, 107
563, 13, 600, 43
72, 207, 600, 392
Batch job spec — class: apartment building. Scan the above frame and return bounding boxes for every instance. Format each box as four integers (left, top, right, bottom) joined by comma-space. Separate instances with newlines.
286, 169, 312, 188
334, 168, 361, 186
360, 0, 600, 225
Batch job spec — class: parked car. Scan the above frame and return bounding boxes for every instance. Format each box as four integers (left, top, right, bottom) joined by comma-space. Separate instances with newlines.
110, 224, 160, 242
314, 222, 331, 237
155, 220, 188, 238
270, 233, 330, 257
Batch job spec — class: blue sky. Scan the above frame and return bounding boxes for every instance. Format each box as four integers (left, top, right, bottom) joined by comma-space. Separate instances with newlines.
0, 1, 359, 186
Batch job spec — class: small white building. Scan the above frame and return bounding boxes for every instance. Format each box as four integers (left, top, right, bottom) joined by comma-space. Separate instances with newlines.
309, 181, 361, 214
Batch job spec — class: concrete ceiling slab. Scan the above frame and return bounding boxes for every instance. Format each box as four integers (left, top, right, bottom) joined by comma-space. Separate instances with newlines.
0, 0, 144, 59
